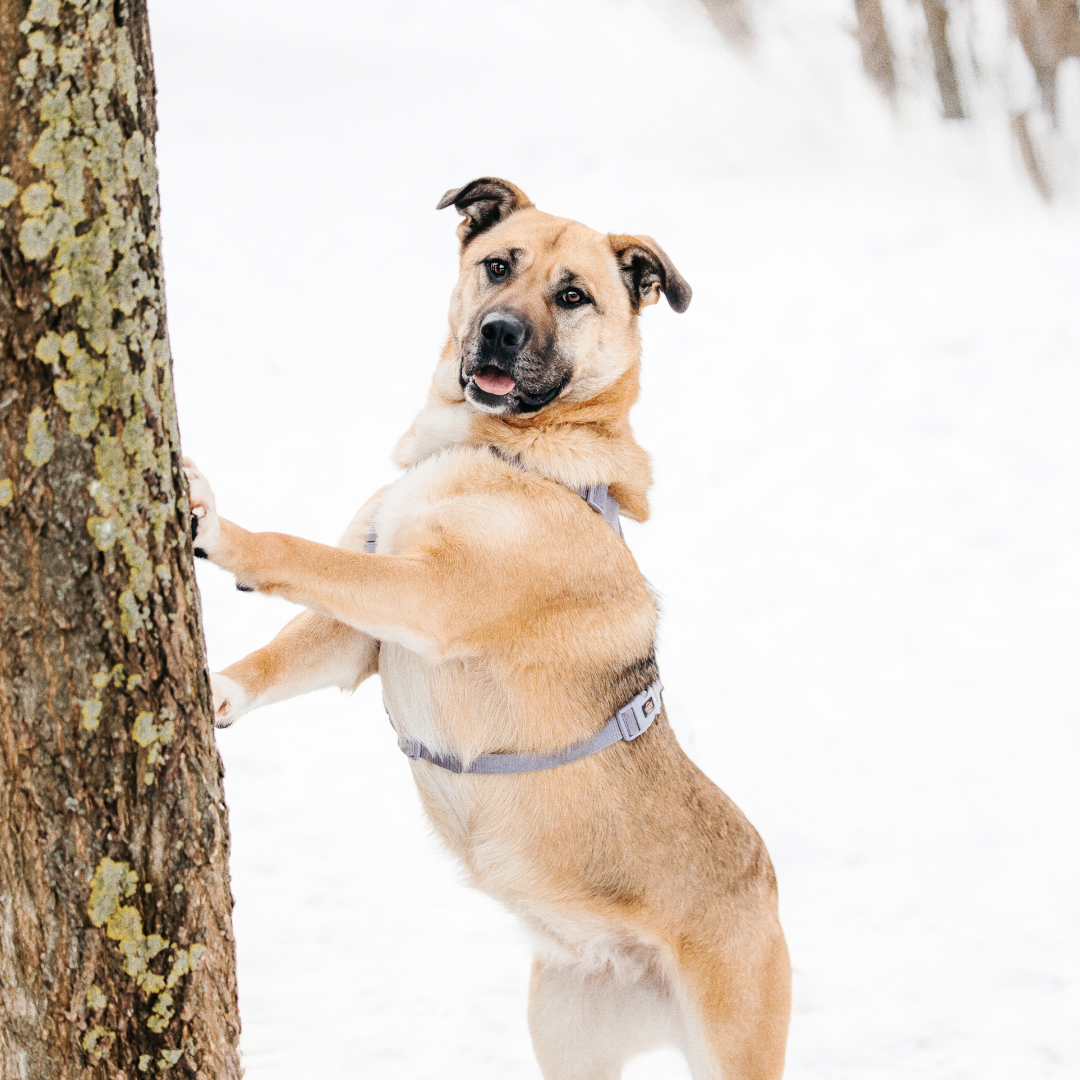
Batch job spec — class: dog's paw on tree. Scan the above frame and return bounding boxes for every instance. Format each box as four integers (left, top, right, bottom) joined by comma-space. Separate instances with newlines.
184, 458, 223, 560
0, 1, 242, 1076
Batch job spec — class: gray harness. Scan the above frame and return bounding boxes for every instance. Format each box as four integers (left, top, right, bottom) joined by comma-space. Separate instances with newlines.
365, 454, 663, 774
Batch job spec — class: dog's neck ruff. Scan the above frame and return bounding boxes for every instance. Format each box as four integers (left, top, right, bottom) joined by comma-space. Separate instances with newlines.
370, 446, 663, 774
365, 446, 624, 553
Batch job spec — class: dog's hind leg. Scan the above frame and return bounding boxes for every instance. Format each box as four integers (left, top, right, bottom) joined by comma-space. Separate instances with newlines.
671, 919, 791, 1080
211, 610, 378, 727
527, 955, 677, 1080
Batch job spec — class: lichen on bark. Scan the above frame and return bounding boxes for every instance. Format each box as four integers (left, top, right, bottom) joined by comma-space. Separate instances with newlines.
13, 0, 181, 643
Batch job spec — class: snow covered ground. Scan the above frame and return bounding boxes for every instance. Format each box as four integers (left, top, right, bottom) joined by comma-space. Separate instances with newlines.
147, 1, 1079, 1076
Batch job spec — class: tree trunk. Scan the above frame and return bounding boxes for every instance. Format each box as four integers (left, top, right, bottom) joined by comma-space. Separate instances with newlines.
853, 0, 898, 100
922, 0, 966, 119
1008, 0, 1080, 117
0, 1, 242, 1077
1011, 109, 1053, 198
699, 0, 754, 47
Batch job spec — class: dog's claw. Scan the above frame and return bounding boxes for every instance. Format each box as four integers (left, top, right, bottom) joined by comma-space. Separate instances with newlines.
211, 672, 247, 729
184, 458, 220, 559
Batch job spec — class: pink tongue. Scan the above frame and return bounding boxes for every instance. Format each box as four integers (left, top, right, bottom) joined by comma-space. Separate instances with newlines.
474, 370, 516, 395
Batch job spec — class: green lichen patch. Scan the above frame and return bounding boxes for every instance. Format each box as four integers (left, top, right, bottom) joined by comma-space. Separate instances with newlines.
0, 176, 17, 207
26, 0, 61, 27
88, 860, 192, 1022
84, 663, 130, 731
19, 179, 53, 215
55, 343, 107, 437
138, 1053, 152, 1072
165, 943, 205, 989
158, 1047, 183, 1070
146, 990, 173, 1033
131, 709, 175, 767
86, 983, 107, 1011
81, 1024, 114, 1058
105, 902, 170, 989
120, 588, 144, 642
0, 479, 13, 507
87, 857, 137, 927
58, 42, 83, 74
34, 330, 61, 363
24, 407, 55, 466
87, 514, 119, 550
92, 662, 124, 689
81, 697, 103, 731
131, 710, 167, 747
131, 709, 175, 784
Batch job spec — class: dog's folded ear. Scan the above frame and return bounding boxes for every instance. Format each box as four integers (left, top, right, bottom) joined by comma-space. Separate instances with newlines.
437, 178, 534, 246
609, 235, 692, 314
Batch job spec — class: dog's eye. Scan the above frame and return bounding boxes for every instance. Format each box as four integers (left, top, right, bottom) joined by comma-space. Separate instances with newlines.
557, 288, 588, 308
486, 260, 509, 281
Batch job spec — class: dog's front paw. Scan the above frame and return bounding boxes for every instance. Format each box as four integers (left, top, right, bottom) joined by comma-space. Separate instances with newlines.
210, 672, 250, 729
184, 457, 222, 560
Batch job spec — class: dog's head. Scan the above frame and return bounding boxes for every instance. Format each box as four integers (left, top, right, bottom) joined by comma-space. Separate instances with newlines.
437, 178, 691, 416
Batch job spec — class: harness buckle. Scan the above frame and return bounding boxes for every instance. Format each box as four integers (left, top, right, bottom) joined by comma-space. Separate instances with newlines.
615, 682, 663, 741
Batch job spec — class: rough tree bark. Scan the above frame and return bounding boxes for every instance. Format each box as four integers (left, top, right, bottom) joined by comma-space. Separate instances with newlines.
0, 1, 242, 1077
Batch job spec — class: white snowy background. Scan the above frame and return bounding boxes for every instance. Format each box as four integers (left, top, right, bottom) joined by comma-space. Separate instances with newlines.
147, 0, 1079, 1076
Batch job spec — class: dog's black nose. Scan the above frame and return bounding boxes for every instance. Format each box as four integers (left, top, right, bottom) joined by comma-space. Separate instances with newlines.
480, 312, 529, 358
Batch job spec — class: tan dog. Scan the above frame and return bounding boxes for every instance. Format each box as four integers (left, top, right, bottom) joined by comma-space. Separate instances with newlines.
186, 178, 790, 1079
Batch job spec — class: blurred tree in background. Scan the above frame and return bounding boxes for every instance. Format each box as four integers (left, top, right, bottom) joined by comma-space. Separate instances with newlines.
0, 0, 241, 1075
703, 0, 1080, 198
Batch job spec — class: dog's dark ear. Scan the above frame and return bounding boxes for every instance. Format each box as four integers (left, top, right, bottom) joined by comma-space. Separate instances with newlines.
436, 178, 533, 246
609, 235, 692, 313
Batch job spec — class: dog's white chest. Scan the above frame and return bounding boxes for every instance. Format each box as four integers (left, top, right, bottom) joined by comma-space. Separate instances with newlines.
378, 642, 463, 752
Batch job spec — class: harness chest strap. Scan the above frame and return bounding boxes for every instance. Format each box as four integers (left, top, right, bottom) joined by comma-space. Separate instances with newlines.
398, 680, 663, 775
366, 451, 660, 773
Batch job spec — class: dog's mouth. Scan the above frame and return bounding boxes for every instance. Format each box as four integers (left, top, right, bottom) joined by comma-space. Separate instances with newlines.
472, 366, 516, 397
461, 353, 570, 414
466, 368, 565, 413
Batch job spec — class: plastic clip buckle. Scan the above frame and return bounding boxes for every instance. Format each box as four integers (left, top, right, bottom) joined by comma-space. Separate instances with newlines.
615, 682, 662, 742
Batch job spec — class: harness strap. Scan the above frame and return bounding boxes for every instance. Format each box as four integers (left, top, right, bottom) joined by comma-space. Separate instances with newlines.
396, 681, 663, 775
576, 483, 624, 538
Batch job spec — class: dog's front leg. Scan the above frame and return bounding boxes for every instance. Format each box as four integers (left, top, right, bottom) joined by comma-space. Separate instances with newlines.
211, 610, 379, 728
185, 459, 471, 657
184, 459, 382, 724
205, 527, 457, 655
